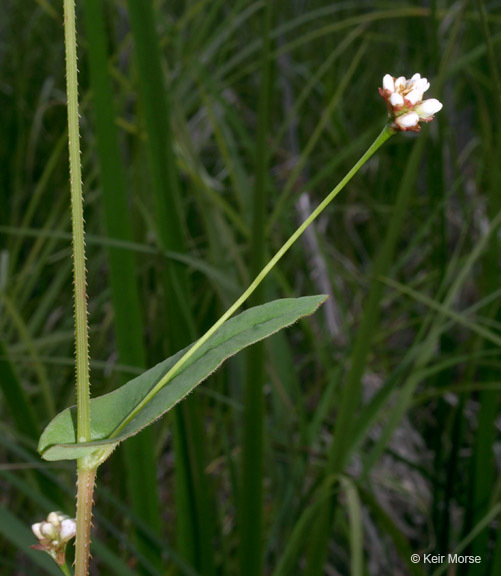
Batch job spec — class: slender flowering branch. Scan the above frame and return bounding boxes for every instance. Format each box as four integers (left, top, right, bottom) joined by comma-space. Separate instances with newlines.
89, 73, 445, 449
106, 126, 395, 439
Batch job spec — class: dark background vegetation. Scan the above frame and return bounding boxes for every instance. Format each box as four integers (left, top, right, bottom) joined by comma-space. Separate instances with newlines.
1, 1, 501, 574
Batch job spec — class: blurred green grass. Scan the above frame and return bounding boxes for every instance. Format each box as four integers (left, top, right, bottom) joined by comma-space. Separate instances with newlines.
1, 1, 501, 574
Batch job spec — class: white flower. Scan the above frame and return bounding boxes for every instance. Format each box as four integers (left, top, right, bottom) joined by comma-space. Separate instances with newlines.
31, 522, 44, 540
40, 522, 59, 540
382, 73, 395, 92
60, 518, 77, 542
389, 92, 404, 108
47, 511, 65, 527
406, 89, 424, 106
379, 73, 443, 131
414, 98, 443, 119
394, 112, 420, 130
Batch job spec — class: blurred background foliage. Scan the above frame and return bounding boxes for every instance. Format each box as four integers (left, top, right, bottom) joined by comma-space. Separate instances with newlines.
1, 0, 501, 574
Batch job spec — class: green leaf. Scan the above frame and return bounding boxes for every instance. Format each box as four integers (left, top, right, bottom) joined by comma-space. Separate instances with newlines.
39, 296, 327, 462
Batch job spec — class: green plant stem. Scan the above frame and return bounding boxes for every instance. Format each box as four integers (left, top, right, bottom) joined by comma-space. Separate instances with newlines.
60, 561, 73, 576
64, 0, 90, 444
109, 125, 394, 439
63, 1, 93, 575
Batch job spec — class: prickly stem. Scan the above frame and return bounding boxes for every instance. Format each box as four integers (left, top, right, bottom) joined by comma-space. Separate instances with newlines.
75, 467, 96, 576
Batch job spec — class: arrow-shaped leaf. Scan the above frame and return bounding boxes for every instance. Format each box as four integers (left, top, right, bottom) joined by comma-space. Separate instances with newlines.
39, 295, 327, 462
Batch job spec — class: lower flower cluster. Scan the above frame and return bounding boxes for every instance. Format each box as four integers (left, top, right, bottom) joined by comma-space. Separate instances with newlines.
32, 511, 76, 566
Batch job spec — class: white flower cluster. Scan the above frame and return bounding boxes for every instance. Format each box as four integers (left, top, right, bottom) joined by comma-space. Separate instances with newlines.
379, 73, 443, 131
32, 511, 76, 566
